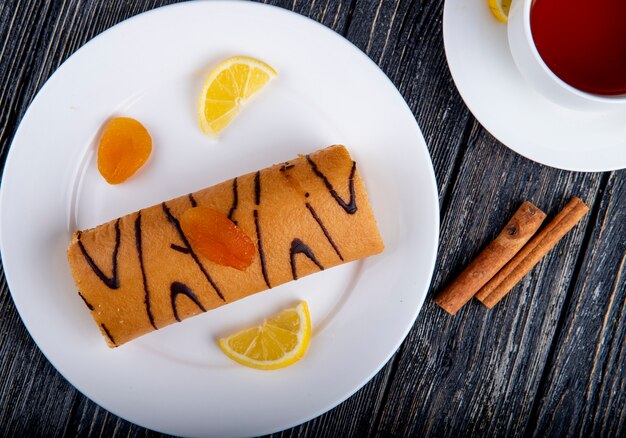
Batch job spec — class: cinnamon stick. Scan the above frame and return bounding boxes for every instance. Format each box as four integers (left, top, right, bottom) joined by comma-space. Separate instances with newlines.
434, 201, 546, 315
475, 197, 589, 309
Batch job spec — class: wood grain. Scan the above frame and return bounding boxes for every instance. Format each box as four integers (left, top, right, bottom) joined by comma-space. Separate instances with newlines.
0, 0, 623, 437
528, 171, 625, 437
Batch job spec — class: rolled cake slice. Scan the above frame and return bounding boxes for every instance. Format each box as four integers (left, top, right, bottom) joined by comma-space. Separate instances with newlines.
67, 145, 384, 347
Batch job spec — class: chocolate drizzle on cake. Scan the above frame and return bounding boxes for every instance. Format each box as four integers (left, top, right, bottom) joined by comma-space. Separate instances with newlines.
254, 171, 261, 205
101, 323, 117, 347
170, 244, 190, 254
77, 291, 94, 311
306, 155, 358, 214
77, 219, 121, 289
254, 210, 271, 289
135, 211, 157, 330
228, 177, 238, 225
170, 281, 207, 322
290, 238, 324, 280
162, 202, 225, 301
305, 203, 344, 261
188, 193, 198, 208
253, 171, 271, 289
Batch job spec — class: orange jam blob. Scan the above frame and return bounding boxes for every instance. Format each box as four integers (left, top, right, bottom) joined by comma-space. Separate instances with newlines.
180, 206, 256, 270
97, 117, 152, 184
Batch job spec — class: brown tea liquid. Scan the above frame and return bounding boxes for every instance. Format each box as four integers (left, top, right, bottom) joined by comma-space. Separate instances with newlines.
531, 0, 626, 96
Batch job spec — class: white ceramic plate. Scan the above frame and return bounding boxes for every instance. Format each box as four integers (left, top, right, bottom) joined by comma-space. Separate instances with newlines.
0, 2, 439, 436
443, 0, 626, 172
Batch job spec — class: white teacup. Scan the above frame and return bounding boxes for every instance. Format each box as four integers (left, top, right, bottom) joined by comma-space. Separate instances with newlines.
507, 0, 626, 111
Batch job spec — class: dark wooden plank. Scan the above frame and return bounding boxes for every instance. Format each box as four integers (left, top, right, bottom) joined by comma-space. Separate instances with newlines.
0, 0, 54, 166
373, 123, 608, 436
259, 0, 355, 34
529, 171, 625, 437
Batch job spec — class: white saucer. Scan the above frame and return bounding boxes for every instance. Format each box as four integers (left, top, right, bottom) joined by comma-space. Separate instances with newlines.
443, 0, 626, 172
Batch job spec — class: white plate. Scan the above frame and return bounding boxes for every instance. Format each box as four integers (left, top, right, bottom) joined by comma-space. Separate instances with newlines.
443, 0, 626, 172
0, 2, 439, 436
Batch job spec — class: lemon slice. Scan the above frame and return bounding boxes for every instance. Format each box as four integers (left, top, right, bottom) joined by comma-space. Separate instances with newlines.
488, 0, 512, 23
197, 56, 277, 136
218, 301, 311, 370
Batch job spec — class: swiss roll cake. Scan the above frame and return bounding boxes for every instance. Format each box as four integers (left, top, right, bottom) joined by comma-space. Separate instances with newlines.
67, 145, 384, 347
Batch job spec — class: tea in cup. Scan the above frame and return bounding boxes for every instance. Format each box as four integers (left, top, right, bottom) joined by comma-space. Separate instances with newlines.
508, 0, 626, 110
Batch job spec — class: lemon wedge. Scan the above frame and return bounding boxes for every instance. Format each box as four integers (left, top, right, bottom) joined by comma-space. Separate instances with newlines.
488, 0, 512, 23
197, 56, 277, 136
218, 301, 311, 370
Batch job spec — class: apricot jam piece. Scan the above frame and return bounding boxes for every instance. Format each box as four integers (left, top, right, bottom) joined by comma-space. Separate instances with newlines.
97, 117, 152, 184
180, 206, 256, 270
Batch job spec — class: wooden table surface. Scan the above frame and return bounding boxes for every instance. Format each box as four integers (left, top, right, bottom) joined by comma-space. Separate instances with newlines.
0, 1, 624, 436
